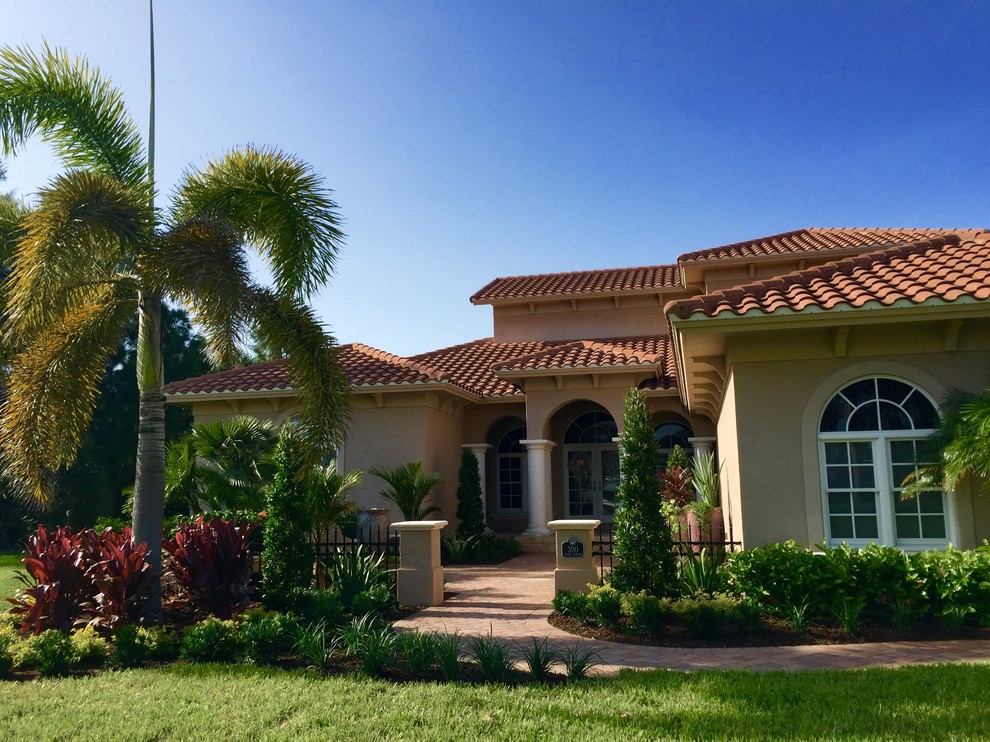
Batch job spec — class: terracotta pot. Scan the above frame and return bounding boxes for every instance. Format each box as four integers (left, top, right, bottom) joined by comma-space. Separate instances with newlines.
685, 506, 725, 554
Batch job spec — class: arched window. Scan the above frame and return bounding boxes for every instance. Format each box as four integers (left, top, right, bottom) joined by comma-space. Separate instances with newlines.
655, 421, 693, 467
818, 377, 947, 548
496, 427, 526, 512
564, 412, 618, 444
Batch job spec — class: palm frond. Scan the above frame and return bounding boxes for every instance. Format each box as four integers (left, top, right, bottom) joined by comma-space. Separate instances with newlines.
0, 194, 26, 266
0, 286, 134, 503
248, 286, 351, 457
370, 460, 443, 521
306, 461, 361, 531
0, 43, 147, 189
171, 145, 344, 299
145, 218, 252, 368
5, 169, 145, 341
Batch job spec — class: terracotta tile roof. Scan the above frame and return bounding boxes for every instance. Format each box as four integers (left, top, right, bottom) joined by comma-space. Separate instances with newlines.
166, 336, 677, 399
677, 228, 956, 263
470, 265, 680, 304
667, 231, 990, 320
492, 336, 677, 390
164, 358, 291, 395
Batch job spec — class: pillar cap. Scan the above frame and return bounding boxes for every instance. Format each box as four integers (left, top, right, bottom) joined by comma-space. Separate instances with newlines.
391, 520, 448, 532
462, 443, 491, 451
548, 519, 601, 530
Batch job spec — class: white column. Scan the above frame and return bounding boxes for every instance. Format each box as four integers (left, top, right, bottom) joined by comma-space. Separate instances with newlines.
462, 443, 491, 530
688, 436, 716, 462
521, 439, 555, 536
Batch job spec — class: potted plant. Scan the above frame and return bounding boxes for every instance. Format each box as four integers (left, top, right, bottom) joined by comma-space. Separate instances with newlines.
685, 451, 723, 551
658, 445, 693, 543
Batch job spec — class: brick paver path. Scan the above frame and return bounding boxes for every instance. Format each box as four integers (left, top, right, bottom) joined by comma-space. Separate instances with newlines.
394, 552, 990, 674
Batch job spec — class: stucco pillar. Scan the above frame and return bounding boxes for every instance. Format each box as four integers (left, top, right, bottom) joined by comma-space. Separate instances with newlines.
548, 519, 601, 594
462, 443, 491, 528
688, 436, 716, 462
521, 439, 555, 536
391, 520, 447, 607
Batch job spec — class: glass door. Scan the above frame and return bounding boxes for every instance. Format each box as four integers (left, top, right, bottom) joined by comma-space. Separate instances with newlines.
566, 449, 595, 517
565, 445, 619, 520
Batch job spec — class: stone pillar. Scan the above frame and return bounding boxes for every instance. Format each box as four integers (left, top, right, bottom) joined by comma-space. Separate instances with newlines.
462, 443, 491, 531
391, 520, 447, 607
548, 519, 601, 594
688, 436, 716, 462
521, 439, 555, 536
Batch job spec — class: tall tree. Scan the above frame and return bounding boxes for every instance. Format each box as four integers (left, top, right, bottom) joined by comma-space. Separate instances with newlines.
0, 43, 349, 620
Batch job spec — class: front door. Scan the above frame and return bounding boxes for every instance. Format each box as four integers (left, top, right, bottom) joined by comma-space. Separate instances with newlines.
565, 445, 620, 521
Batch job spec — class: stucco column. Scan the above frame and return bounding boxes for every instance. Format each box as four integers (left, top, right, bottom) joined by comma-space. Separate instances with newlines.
521, 439, 555, 536
391, 520, 447, 607
461, 443, 491, 527
688, 436, 716, 462
548, 519, 601, 594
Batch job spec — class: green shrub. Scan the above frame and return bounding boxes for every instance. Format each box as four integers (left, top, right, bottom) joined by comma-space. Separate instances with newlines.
781, 594, 814, 632
399, 631, 437, 677
262, 430, 316, 606
70, 626, 110, 666
455, 448, 485, 538
587, 585, 622, 629
351, 583, 394, 618
111, 624, 148, 668
610, 388, 676, 596
286, 588, 344, 629
181, 618, 242, 663
833, 596, 866, 635
466, 632, 514, 684
292, 620, 340, 673
560, 643, 600, 681
679, 548, 726, 595
340, 614, 397, 677
323, 546, 389, 613
20, 630, 75, 676
552, 590, 591, 622
0, 624, 14, 676
662, 594, 746, 639
621, 591, 664, 637
240, 610, 296, 665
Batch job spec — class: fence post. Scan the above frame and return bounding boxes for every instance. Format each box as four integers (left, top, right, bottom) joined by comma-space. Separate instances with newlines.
548, 519, 601, 595
391, 520, 447, 607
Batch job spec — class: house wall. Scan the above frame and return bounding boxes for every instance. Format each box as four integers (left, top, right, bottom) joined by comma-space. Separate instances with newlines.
491, 295, 674, 343
715, 318, 990, 548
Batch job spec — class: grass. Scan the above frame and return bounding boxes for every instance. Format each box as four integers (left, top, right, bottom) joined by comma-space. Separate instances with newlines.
0, 552, 23, 603
1, 662, 990, 739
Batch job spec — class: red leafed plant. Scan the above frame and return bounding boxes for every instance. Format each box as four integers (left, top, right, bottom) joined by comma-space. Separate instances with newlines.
659, 465, 695, 508
163, 517, 261, 619
85, 528, 153, 631
6, 525, 96, 634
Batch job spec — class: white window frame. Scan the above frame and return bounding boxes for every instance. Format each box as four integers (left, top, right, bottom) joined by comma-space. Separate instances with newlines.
495, 429, 527, 514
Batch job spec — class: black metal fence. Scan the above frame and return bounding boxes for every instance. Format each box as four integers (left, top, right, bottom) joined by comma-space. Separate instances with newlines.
592, 521, 743, 581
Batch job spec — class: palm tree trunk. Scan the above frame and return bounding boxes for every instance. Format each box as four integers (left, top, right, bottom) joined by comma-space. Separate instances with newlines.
132, 290, 165, 623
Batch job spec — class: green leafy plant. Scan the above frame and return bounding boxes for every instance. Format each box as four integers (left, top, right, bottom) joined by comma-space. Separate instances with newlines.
239, 609, 295, 665
340, 613, 397, 677
889, 597, 917, 631
322, 545, 390, 613
685, 450, 721, 532
434, 632, 464, 682
679, 548, 725, 595
587, 585, 623, 629
17, 630, 76, 676
370, 460, 443, 521
781, 594, 814, 632
610, 388, 677, 596
832, 596, 866, 635
552, 590, 591, 623
441, 533, 479, 564
399, 630, 438, 677
940, 604, 975, 634
285, 587, 344, 629
70, 626, 110, 666
560, 643, 600, 681
180, 618, 242, 663
0, 628, 13, 676
110, 624, 149, 668
292, 620, 340, 673
454, 448, 486, 538
467, 631, 515, 684
351, 583, 394, 618
520, 637, 557, 682
620, 591, 664, 637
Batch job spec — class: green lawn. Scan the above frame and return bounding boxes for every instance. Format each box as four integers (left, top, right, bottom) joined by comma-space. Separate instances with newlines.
1, 662, 989, 740
0, 552, 23, 604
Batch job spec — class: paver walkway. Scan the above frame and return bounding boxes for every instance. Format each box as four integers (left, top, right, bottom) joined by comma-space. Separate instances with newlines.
394, 552, 990, 674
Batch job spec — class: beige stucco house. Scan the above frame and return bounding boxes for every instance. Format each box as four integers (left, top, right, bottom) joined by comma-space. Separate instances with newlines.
165, 228, 990, 551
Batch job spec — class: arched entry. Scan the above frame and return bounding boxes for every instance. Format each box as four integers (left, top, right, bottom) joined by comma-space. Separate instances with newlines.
563, 411, 620, 520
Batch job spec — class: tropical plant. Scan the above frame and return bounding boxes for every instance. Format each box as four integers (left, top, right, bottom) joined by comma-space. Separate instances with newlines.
454, 448, 485, 537
466, 630, 515, 684
903, 387, 990, 499
305, 459, 361, 532
659, 444, 694, 508
292, 619, 341, 673
520, 637, 557, 682
0, 40, 350, 621
441, 533, 478, 564
322, 545, 389, 613
162, 517, 260, 619
679, 547, 725, 595
609, 388, 677, 596
239, 609, 295, 666
399, 630, 438, 677
434, 631, 464, 682
371, 460, 443, 521
685, 450, 721, 530
84, 527, 153, 630
179, 618, 242, 663
340, 613, 397, 677
560, 643, 600, 681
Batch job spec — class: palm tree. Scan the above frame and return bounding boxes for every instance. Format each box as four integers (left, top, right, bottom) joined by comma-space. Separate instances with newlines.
0, 44, 350, 620
305, 460, 362, 532
370, 460, 443, 521
904, 387, 990, 499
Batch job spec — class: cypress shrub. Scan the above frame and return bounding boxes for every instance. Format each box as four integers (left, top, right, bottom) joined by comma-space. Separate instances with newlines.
262, 429, 315, 606
609, 388, 677, 596
455, 448, 486, 538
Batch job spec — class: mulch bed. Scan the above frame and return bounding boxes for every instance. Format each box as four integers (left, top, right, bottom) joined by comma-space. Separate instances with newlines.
548, 612, 990, 648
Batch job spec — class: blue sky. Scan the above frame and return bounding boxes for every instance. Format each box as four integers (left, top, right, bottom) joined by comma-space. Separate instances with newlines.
5, 2, 990, 356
